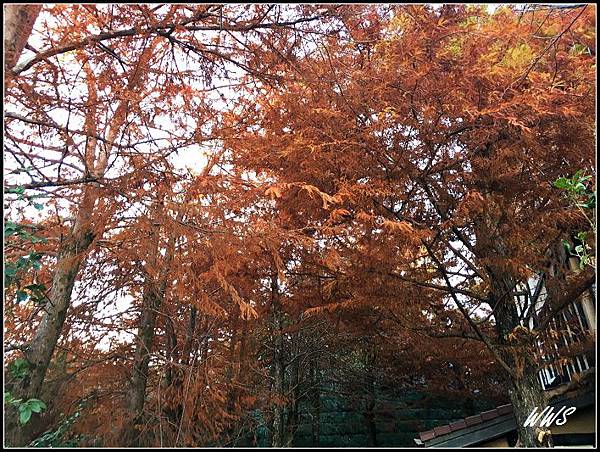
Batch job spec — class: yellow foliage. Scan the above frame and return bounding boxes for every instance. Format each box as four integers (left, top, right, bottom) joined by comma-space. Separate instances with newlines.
500, 42, 534, 70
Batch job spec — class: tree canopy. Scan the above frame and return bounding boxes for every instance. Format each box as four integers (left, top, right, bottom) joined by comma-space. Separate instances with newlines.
3, 4, 596, 448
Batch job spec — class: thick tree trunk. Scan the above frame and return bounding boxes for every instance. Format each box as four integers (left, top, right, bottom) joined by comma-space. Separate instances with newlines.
3, 4, 41, 84
6, 189, 97, 446
509, 370, 553, 447
473, 209, 553, 448
491, 278, 553, 448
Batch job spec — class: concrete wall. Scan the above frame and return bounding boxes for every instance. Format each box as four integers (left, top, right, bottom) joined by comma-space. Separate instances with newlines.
552, 405, 595, 435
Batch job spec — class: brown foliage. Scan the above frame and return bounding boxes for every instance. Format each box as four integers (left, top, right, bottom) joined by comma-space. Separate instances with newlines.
4, 4, 595, 447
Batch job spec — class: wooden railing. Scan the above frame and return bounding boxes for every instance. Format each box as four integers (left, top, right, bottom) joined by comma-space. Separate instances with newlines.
537, 299, 594, 390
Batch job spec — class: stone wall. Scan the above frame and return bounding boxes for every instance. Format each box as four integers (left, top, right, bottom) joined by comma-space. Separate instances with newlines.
243, 384, 498, 447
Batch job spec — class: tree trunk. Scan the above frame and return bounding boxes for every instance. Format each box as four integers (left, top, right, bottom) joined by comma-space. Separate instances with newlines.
164, 315, 178, 387
474, 209, 553, 448
125, 277, 167, 445
224, 306, 241, 444
3, 4, 41, 83
285, 337, 300, 447
26, 207, 96, 398
270, 273, 286, 448
6, 188, 98, 446
124, 205, 174, 445
365, 368, 378, 447
509, 370, 553, 447
164, 305, 197, 442
491, 277, 553, 447
235, 318, 249, 444
182, 306, 197, 366
311, 361, 320, 447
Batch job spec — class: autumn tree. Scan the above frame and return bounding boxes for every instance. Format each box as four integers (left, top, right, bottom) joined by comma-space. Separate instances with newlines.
4, 4, 595, 448
223, 4, 596, 447
4, 3, 339, 446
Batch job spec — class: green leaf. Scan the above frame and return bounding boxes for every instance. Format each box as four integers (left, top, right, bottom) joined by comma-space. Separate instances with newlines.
586, 193, 596, 209
5, 392, 15, 404
574, 182, 586, 194
19, 407, 32, 425
553, 178, 569, 189
16, 290, 29, 303
4, 221, 21, 236
7, 187, 25, 195
33, 203, 44, 211
5, 264, 18, 278
28, 399, 47, 413
9, 358, 30, 379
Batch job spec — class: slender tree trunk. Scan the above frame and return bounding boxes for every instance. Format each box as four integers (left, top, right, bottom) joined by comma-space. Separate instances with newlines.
124, 205, 174, 446
164, 305, 197, 440
285, 337, 300, 447
126, 277, 167, 439
164, 314, 178, 387
223, 308, 251, 445
224, 306, 241, 444
182, 306, 197, 366
364, 364, 377, 447
311, 360, 320, 447
270, 273, 286, 448
271, 362, 285, 447
25, 197, 96, 398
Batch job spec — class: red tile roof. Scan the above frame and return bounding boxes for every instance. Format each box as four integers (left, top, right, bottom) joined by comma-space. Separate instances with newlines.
448, 420, 466, 431
418, 403, 513, 443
